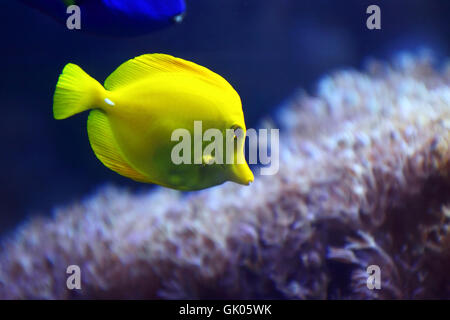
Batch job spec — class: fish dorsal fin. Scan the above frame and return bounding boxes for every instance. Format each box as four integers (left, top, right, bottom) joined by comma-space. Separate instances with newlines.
87, 109, 152, 183
104, 54, 232, 91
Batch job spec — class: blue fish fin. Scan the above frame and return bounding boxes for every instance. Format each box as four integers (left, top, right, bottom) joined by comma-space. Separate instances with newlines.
87, 109, 152, 183
102, 0, 186, 19
104, 54, 232, 91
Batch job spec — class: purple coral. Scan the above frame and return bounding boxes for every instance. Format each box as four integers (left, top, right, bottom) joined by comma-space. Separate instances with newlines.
1, 53, 449, 299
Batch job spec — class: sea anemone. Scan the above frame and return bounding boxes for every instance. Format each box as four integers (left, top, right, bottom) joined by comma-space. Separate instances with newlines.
1, 52, 449, 299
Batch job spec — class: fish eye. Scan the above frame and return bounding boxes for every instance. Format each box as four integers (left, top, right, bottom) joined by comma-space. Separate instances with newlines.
230, 125, 243, 140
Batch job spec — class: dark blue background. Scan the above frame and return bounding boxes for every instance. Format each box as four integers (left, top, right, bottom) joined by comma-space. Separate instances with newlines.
0, 0, 449, 236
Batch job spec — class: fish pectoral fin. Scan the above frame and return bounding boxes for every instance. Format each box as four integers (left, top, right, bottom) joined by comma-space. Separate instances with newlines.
87, 110, 151, 183
104, 54, 232, 91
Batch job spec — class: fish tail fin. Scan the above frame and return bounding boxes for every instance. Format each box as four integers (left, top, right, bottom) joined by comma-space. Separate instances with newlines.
53, 63, 105, 120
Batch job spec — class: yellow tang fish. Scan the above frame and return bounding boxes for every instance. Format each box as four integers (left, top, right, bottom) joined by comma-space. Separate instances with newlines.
53, 54, 254, 190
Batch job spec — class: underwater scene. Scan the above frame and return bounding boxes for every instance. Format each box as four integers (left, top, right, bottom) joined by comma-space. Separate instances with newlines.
0, 0, 449, 302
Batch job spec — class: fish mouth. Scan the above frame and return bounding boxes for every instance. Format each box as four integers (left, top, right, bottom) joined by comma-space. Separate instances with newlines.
230, 162, 254, 186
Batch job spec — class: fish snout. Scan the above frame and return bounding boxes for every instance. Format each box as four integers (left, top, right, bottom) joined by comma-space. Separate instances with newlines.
230, 162, 254, 186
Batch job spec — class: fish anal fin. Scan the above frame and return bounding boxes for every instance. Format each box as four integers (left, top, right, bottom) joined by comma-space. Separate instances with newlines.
104, 53, 232, 91
87, 110, 151, 183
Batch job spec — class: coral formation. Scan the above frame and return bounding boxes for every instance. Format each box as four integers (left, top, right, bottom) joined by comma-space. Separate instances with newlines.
0, 53, 449, 299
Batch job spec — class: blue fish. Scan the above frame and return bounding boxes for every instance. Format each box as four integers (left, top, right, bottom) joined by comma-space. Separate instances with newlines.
20, 0, 186, 36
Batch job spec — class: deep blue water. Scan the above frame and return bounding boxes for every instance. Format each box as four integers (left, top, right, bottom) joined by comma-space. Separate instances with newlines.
0, 0, 449, 236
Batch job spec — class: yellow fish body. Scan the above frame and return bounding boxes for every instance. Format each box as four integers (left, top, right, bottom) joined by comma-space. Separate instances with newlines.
53, 54, 254, 190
